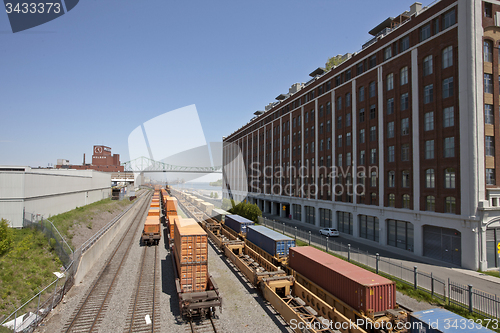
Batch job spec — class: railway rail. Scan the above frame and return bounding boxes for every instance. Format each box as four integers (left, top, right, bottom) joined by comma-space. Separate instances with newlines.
124, 244, 160, 333
63, 192, 151, 333
187, 316, 219, 333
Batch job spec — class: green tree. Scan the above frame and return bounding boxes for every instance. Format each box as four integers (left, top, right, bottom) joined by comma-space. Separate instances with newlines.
210, 192, 214, 198
0, 219, 13, 255
325, 55, 344, 71
214, 192, 218, 199
227, 201, 262, 223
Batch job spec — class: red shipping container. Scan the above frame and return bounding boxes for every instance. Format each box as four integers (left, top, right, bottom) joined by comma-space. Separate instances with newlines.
289, 246, 395, 314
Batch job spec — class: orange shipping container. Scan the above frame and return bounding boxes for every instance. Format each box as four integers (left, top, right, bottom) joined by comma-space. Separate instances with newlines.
150, 202, 160, 208
174, 218, 208, 265
168, 215, 179, 240
166, 197, 178, 212
174, 248, 208, 293
148, 208, 160, 216
144, 216, 160, 234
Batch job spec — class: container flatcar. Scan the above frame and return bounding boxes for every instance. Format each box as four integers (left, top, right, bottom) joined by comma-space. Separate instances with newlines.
142, 216, 161, 245
289, 246, 396, 315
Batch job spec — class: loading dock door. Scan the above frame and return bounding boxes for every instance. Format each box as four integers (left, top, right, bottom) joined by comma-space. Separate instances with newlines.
423, 225, 461, 266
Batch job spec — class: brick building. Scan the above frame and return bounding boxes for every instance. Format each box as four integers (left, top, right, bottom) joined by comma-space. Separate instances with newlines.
223, 0, 500, 270
56, 145, 124, 172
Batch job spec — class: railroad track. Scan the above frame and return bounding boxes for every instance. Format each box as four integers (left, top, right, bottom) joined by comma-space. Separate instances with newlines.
63, 193, 151, 333
187, 317, 219, 333
124, 245, 160, 333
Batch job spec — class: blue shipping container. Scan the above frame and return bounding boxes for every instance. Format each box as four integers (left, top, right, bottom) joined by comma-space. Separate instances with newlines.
246, 225, 295, 258
409, 308, 494, 333
225, 214, 254, 234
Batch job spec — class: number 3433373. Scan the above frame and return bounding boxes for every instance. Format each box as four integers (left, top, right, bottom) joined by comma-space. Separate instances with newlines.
5, 3, 61, 14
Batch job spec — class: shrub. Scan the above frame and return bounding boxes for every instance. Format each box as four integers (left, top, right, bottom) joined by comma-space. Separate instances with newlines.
0, 219, 13, 255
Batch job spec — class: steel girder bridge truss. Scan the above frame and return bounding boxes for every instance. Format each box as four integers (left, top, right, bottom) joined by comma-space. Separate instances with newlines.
122, 156, 222, 174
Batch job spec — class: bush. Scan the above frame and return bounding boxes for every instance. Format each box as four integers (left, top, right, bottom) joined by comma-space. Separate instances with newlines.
49, 238, 56, 251
227, 200, 262, 223
0, 219, 13, 255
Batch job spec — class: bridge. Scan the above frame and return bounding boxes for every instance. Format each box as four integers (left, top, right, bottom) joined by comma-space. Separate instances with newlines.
121, 156, 222, 174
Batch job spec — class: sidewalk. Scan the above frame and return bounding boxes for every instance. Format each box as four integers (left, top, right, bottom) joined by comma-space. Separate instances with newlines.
262, 213, 500, 293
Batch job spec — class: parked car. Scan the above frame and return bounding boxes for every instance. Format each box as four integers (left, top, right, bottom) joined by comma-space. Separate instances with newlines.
319, 228, 339, 237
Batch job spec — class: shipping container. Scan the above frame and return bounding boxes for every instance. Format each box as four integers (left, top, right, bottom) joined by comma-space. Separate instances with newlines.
408, 308, 494, 332
289, 246, 396, 314
200, 202, 214, 215
147, 207, 160, 217
225, 214, 254, 234
211, 208, 229, 223
194, 198, 204, 208
150, 201, 160, 208
168, 215, 179, 240
174, 218, 208, 265
142, 216, 161, 245
143, 216, 160, 234
174, 247, 208, 293
166, 197, 178, 212
246, 225, 295, 258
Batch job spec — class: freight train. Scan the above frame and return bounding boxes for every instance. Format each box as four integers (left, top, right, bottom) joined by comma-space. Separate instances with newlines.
169, 188, 494, 333
141, 188, 162, 245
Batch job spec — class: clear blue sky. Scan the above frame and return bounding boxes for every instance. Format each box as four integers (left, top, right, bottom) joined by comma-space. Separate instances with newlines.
0, 0, 420, 167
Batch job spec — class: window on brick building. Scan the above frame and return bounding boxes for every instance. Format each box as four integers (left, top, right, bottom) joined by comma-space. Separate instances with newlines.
423, 55, 433, 76
445, 168, 456, 188
426, 169, 435, 188
442, 46, 453, 68
444, 107, 454, 127
444, 137, 455, 157
445, 197, 456, 214
442, 77, 454, 98
426, 196, 436, 211
388, 146, 395, 162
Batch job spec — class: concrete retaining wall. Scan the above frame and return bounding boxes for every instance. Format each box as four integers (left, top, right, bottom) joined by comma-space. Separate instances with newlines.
74, 194, 147, 285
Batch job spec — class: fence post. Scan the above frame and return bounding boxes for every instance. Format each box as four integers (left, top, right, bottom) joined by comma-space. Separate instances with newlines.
414, 266, 418, 290
273, 220, 275, 230
294, 227, 297, 240
468, 284, 473, 313
445, 278, 451, 305
376, 253, 379, 274
431, 272, 434, 296
51, 278, 59, 310
309, 231, 311, 245
326, 237, 329, 252
348, 244, 351, 262
283, 223, 285, 234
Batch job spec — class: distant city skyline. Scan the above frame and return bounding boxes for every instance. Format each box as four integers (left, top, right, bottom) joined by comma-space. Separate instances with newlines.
0, 0, 420, 167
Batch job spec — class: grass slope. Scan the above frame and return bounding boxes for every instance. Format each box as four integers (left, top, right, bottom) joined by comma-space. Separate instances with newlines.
49, 198, 131, 249
0, 228, 62, 320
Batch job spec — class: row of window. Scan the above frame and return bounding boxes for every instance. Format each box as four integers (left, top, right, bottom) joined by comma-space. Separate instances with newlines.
231, 8, 457, 142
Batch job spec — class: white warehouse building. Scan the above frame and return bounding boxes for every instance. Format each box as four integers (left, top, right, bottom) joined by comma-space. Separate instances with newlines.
0, 166, 111, 228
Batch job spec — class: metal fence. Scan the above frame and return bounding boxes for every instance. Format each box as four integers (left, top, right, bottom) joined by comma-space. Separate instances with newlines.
1, 212, 77, 332
449, 280, 500, 320
22, 212, 74, 268
258, 216, 500, 319
1, 192, 145, 332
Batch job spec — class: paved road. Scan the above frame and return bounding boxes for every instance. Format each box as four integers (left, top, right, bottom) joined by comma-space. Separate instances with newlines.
262, 213, 500, 295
